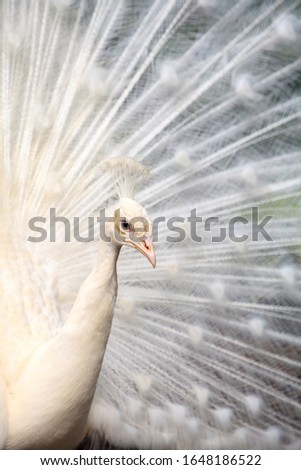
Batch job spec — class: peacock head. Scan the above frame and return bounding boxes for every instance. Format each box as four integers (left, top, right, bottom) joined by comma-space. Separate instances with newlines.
113, 196, 155, 267
100, 158, 156, 268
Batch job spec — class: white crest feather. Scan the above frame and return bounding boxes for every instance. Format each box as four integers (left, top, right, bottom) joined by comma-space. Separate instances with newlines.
100, 157, 150, 199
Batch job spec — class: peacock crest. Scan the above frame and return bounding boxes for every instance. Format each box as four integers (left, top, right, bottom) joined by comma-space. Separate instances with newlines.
100, 157, 150, 199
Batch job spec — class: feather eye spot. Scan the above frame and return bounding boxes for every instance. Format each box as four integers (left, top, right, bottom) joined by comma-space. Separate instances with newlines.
248, 318, 266, 339
244, 394, 263, 419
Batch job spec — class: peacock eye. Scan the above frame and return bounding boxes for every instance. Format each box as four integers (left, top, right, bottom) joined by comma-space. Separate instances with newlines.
121, 219, 130, 231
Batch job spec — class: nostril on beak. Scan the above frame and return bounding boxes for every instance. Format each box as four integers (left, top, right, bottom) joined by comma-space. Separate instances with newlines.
144, 239, 151, 250
139, 237, 156, 268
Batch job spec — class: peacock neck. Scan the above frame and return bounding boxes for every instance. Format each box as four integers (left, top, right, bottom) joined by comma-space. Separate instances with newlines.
66, 239, 120, 333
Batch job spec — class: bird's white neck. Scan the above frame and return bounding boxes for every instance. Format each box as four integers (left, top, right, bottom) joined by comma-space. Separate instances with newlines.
65, 238, 121, 386
6, 239, 121, 449
66, 239, 120, 333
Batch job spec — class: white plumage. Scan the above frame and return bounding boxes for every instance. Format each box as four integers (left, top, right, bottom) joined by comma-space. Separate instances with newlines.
0, 0, 301, 449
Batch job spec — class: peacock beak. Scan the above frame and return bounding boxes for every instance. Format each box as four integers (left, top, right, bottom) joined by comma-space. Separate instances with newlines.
136, 236, 156, 268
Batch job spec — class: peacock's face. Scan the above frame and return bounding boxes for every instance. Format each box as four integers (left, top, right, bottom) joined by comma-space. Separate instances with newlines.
113, 197, 156, 268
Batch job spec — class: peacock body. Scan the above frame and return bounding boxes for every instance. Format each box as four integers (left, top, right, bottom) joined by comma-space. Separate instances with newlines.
0, 0, 301, 449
